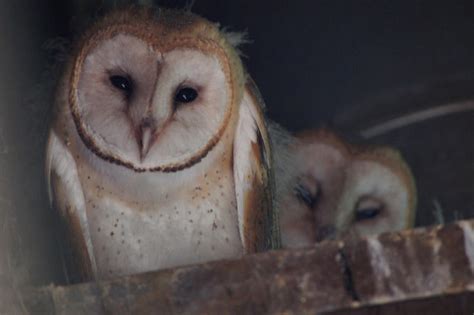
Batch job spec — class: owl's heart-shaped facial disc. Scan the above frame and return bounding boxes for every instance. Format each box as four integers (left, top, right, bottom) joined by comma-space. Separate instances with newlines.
73, 33, 233, 172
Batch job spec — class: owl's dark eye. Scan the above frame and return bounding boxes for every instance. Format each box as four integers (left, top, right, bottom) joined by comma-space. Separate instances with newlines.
110, 75, 133, 97
355, 197, 383, 221
355, 207, 381, 221
175, 87, 198, 103
295, 184, 320, 209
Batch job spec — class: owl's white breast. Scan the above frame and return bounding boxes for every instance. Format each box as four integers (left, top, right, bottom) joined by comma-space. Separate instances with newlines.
64, 116, 242, 279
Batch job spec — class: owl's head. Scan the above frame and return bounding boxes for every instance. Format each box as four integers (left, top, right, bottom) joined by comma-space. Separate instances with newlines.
282, 129, 416, 245
64, 7, 246, 172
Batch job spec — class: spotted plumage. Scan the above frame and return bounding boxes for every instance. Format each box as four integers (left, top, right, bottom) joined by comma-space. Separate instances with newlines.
46, 6, 278, 282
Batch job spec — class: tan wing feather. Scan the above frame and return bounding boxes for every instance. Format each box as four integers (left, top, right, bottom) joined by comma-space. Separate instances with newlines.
46, 131, 97, 283
233, 78, 280, 253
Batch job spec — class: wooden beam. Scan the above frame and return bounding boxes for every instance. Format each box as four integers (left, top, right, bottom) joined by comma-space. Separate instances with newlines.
16, 219, 474, 314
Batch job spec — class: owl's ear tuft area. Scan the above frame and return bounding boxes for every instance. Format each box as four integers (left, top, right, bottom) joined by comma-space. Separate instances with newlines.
220, 28, 251, 57
183, 0, 197, 12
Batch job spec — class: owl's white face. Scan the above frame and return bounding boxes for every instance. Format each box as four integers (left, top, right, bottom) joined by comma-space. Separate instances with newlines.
72, 34, 232, 172
280, 131, 416, 247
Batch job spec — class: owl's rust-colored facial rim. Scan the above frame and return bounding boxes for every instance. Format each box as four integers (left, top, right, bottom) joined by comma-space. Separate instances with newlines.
69, 25, 235, 173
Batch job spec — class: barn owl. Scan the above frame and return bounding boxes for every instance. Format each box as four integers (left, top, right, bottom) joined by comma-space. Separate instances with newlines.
272, 127, 416, 248
45, 6, 279, 283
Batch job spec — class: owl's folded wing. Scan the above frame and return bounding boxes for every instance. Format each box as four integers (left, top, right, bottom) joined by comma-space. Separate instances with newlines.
45, 130, 97, 283
233, 79, 281, 253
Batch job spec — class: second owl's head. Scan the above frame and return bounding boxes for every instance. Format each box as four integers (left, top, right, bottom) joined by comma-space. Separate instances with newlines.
288, 129, 417, 242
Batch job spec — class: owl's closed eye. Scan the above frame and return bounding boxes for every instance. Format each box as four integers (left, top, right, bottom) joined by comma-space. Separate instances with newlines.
272, 127, 416, 248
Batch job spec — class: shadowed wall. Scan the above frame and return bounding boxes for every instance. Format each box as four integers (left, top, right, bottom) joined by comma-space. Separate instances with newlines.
0, 1, 473, 294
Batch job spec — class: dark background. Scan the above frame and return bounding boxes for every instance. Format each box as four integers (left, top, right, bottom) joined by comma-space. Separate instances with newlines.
6, 0, 474, 129
1, 0, 473, 289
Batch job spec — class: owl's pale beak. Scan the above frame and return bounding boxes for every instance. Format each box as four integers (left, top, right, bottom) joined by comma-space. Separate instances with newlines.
138, 118, 157, 161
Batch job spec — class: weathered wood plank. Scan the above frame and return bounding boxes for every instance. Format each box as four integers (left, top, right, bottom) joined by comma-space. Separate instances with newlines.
18, 219, 474, 314
325, 292, 474, 315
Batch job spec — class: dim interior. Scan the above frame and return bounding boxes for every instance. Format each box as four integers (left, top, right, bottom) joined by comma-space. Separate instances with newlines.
0, 0, 473, 292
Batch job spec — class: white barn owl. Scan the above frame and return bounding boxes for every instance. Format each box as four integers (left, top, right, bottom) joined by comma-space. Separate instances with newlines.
272, 127, 416, 248
45, 6, 278, 283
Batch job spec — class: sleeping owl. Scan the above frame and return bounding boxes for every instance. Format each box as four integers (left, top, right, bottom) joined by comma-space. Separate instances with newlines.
271, 126, 416, 248
45, 6, 278, 283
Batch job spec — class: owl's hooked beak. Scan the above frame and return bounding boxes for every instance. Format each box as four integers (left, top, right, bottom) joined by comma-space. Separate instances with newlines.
138, 118, 157, 161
